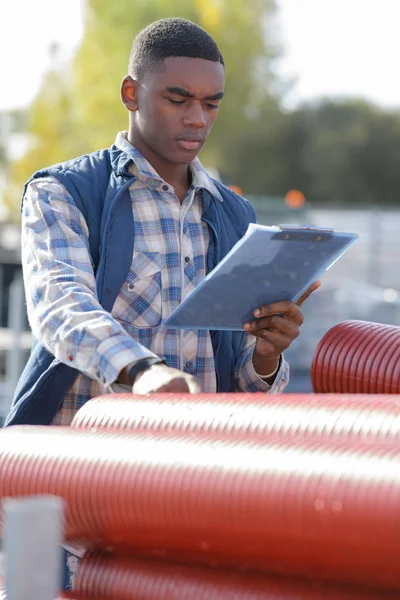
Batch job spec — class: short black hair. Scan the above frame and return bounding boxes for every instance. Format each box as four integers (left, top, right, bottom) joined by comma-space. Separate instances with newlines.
129, 18, 224, 80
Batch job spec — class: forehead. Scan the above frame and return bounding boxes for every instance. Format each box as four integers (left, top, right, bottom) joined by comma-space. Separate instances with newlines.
148, 56, 225, 94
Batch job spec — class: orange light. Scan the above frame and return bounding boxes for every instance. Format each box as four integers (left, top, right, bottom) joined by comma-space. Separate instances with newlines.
285, 189, 305, 209
229, 185, 243, 196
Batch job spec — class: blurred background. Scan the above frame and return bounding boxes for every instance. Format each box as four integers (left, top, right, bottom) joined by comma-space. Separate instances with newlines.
1, 0, 400, 420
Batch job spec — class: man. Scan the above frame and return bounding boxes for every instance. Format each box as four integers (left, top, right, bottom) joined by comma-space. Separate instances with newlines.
6, 18, 317, 427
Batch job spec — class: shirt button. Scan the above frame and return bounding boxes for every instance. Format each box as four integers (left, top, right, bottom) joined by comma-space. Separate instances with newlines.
185, 256, 191, 263
185, 360, 194, 370
162, 184, 169, 191
127, 282, 135, 291
67, 354, 73, 362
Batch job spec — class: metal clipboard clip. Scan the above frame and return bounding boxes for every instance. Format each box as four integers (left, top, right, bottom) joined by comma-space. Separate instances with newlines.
278, 224, 334, 233
277, 224, 334, 241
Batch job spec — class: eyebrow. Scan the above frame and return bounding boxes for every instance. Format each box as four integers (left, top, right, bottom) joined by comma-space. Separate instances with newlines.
166, 86, 224, 101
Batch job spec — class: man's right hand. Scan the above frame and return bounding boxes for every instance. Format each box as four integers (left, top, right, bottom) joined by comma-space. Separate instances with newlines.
132, 363, 201, 394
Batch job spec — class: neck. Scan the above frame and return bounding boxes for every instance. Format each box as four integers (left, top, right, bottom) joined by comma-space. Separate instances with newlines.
127, 130, 191, 193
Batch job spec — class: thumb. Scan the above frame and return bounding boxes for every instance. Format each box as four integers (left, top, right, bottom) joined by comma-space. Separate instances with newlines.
188, 378, 202, 394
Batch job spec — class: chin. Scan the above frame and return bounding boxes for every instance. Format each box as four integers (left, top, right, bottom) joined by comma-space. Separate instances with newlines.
162, 141, 204, 164
177, 147, 203, 163
177, 154, 199, 164
166, 151, 198, 165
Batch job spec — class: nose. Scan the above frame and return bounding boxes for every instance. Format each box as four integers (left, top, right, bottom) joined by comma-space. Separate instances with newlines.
182, 102, 207, 129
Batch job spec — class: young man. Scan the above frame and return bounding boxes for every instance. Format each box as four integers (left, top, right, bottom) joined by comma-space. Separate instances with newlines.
6, 18, 317, 428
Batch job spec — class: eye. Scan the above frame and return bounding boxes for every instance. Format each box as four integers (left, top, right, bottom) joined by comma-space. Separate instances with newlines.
205, 103, 219, 110
168, 98, 186, 105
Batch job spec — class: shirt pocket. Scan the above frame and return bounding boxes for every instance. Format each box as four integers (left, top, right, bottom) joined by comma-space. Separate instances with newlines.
112, 251, 163, 328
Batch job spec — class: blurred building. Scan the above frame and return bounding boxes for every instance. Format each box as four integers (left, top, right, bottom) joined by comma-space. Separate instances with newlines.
0, 221, 21, 327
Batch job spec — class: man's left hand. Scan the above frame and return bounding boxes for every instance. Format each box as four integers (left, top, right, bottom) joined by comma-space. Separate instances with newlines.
244, 281, 321, 377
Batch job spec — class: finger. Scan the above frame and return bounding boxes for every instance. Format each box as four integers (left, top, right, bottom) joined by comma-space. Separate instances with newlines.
249, 304, 304, 327
164, 377, 190, 394
187, 377, 202, 394
252, 329, 293, 351
296, 280, 321, 307
253, 299, 298, 319
134, 377, 190, 394
246, 315, 300, 337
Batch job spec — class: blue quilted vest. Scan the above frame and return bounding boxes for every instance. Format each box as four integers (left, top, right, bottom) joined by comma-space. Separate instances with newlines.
5, 144, 256, 426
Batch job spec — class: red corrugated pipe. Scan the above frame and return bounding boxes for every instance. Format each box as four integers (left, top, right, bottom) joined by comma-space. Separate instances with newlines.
311, 320, 400, 394
0, 426, 400, 590
73, 552, 399, 600
71, 392, 400, 443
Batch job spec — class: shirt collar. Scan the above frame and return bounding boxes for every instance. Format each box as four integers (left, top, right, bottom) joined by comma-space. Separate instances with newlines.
115, 131, 223, 202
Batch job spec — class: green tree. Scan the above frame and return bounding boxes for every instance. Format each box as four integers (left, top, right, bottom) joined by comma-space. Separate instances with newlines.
5, 0, 279, 218
285, 100, 400, 206
230, 97, 400, 205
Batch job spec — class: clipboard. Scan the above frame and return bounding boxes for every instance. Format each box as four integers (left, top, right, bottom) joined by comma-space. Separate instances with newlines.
164, 223, 358, 331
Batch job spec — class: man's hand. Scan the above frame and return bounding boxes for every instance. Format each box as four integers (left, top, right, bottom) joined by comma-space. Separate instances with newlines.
132, 363, 201, 394
244, 281, 321, 376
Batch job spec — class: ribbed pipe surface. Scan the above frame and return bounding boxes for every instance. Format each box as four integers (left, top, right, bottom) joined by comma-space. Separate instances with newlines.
311, 320, 400, 394
73, 552, 399, 600
1, 427, 400, 590
72, 393, 400, 443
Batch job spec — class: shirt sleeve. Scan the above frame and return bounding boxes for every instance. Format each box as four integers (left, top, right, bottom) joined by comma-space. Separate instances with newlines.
22, 177, 157, 386
234, 334, 289, 393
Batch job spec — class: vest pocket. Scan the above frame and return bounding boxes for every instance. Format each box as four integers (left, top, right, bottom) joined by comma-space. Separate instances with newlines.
112, 252, 163, 328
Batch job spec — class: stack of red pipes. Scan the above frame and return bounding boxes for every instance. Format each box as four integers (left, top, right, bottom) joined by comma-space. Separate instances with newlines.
1, 320, 400, 599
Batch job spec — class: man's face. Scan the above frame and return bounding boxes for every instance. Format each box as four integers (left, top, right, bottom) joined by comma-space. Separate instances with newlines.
130, 56, 225, 165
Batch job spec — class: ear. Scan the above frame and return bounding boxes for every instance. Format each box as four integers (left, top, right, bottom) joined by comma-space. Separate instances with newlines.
120, 76, 138, 111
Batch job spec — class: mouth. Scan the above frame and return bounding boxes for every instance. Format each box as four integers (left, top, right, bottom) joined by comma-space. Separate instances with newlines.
176, 137, 203, 151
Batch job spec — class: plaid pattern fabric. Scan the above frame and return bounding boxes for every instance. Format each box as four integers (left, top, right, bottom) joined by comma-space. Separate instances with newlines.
22, 132, 289, 425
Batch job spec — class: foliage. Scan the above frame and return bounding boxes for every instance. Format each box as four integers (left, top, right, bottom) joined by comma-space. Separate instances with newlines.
288, 99, 400, 206
4, 0, 278, 218
226, 97, 400, 206
4, 0, 400, 217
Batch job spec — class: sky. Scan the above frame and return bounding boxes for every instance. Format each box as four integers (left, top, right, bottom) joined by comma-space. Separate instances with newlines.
1, 0, 400, 112
277, 0, 400, 109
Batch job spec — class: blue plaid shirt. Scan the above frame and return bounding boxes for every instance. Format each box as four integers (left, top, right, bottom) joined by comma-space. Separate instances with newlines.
21, 132, 289, 424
